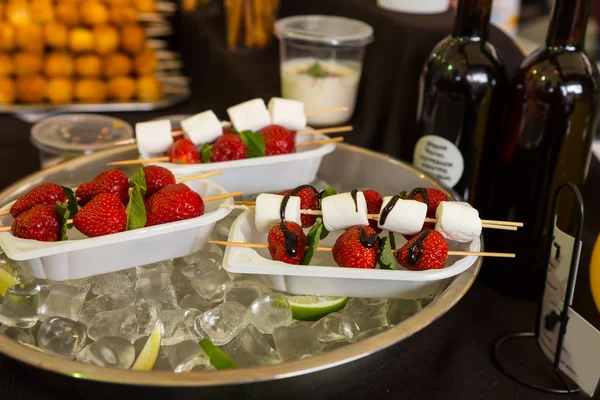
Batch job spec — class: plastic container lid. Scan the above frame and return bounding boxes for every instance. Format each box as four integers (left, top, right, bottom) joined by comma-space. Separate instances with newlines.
31, 114, 134, 155
275, 15, 374, 47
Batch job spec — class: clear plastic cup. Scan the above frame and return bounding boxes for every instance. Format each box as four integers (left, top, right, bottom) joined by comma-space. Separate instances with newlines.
31, 114, 134, 169
275, 15, 373, 126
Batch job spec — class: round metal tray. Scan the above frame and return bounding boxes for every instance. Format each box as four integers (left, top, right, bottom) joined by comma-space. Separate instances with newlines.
0, 143, 480, 399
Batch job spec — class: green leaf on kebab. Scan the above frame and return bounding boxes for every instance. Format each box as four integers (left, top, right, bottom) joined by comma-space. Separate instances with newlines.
130, 168, 147, 197
389, 232, 396, 250
306, 62, 327, 78
377, 236, 394, 270
302, 217, 323, 266
55, 201, 70, 241
238, 130, 265, 158
318, 188, 337, 239
61, 186, 78, 218
398, 190, 407, 198
126, 187, 146, 231
200, 143, 213, 163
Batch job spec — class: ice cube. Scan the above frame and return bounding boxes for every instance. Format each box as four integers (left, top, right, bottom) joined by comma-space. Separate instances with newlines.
159, 308, 186, 346
221, 325, 279, 367
353, 326, 394, 341
386, 299, 422, 325
37, 317, 87, 358
273, 324, 323, 361
342, 298, 389, 331
182, 247, 223, 265
179, 294, 212, 312
198, 302, 248, 345
180, 308, 204, 341
134, 300, 159, 337
224, 286, 262, 308
170, 267, 196, 301
134, 273, 177, 306
311, 312, 357, 343
167, 339, 213, 372
91, 272, 132, 296
39, 284, 90, 321
0, 283, 41, 328
76, 336, 135, 369
79, 288, 135, 326
181, 255, 232, 301
87, 306, 139, 342
1, 325, 37, 345
136, 261, 174, 279
246, 293, 293, 334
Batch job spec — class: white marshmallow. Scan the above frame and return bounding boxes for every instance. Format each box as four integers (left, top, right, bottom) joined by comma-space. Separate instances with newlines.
254, 193, 302, 232
435, 202, 482, 243
181, 110, 222, 145
377, 197, 427, 235
268, 97, 307, 131
321, 191, 369, 232
227, 98, 271, 132
136, 119, 173, 155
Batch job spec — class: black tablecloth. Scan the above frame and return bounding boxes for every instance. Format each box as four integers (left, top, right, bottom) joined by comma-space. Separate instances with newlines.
1, 1, 600, 399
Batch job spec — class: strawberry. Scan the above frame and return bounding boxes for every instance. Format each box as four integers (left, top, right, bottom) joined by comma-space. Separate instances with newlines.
12, 204, 61, 242
10, 183, 66, 218
168, 138, 201, 164
267, 221, 306, 265
73, 193, 127, 238
143, 165, 176, 196
210, 133, 246, 162
332, 225, 379, 269
260, 125, 295, 156
279, 185, 319, 228
395, 228, 448, 271
403, 188, 448, 217
145, 183, 204, 226
362, 190, 383, 233
76, 169, 130, 207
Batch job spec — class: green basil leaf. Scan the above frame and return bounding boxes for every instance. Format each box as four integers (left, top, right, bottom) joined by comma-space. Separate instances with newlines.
130, 168, 147, 197
306, 62, 327, 78
126, 187, 146, 230
377, 237, 395, 270
200, 143, 213, 163
302, 217, 323, 266
238, 130, 265, 158
55, 201, 70, 241
398, 190, 407, 198
61, 186, 78, 218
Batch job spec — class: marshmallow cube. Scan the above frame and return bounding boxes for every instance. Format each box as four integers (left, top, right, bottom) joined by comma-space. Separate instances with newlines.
268, 97, 307, 131
377, 197, 427, 235
434, 202, 482, 243
254, 193, 302, 232
181, 110, 223, 145
136, 119, 173, 155
321, 192, 369, 232
227, 98, 271, 132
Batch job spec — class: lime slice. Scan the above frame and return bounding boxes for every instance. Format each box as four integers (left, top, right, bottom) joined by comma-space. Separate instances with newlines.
287, 296, 349, 321
131, 322, 163, 371
199, 339, 239, 370
0, 268, 19, 296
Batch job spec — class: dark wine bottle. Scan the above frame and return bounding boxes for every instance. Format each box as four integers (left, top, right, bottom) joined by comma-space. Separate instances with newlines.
477, 0, 600, 298
414, 0, 508, 203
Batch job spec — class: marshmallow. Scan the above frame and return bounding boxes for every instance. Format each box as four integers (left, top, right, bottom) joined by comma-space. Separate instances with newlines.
136, 119, 173, 155
254, 193, 302, 232
227, 98, 271, 132
181, 110, 222, 145
435, 202, 482, 243
377, 197, 427, 235
268, 97, 307, 131
321, 191, 369, 232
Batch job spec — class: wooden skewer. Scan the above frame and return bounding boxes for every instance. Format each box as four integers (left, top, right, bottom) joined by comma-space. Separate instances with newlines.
296, 125, 353, 136
296, 137, 344, 147
304, 107, 349, 116
208, 240, 516, 258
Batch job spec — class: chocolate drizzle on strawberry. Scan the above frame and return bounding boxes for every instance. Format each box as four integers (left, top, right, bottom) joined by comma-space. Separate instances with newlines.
407, 188, 429, 206
379, 195, 401, 226
350, 189, 359, 212
358, 226, 378, 248
408, 228, 430, 265
279, 194, 298, 257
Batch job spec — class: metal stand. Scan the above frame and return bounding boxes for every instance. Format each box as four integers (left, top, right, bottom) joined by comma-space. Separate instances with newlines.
491, 183, 584, 395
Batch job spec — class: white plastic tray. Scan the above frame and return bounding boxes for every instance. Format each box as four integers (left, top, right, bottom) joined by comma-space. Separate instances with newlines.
141, 128, 336, 195
0, 179, 233, 281
222, 211, 480, 299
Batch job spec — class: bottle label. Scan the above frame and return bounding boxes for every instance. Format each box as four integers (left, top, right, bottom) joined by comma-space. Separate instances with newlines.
413, 135, 464, 188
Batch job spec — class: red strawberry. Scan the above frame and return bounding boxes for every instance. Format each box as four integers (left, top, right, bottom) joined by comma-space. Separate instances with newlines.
143, 165, 176, 196
362, 190, 383, 233
210, 133, 246, 162
76, 169, 130, 207
279, 185, 319, 228
332, 225, 379, 269
73, 193, 127, 238
145, 183, 204, 226
168, 138, 201, 164
267, 221, 306, 265
10, 183, 66, 218
260, 125, 295, 156
12, 204, 61, 242
395, 228, 448, 271
403, 188, 448, 217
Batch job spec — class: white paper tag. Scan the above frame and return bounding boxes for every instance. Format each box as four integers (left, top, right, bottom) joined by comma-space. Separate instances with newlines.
413, 135, 464, 188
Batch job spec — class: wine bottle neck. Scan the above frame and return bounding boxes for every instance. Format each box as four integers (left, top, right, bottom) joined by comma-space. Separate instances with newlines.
546, 0, 590, 47
452, 0, 491, 40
